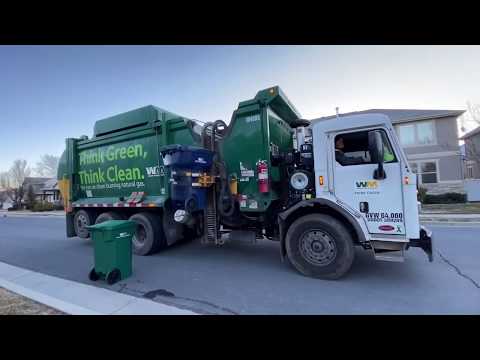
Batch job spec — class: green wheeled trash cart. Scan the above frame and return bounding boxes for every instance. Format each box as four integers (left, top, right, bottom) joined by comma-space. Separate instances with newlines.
86, 220, 137, 285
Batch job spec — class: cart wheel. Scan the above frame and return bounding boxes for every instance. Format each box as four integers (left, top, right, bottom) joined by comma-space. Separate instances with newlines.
89, 268, 99, 281
106, 268, 121, 285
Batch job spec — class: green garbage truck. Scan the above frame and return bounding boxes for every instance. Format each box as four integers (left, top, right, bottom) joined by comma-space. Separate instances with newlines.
58, 86, 433, 279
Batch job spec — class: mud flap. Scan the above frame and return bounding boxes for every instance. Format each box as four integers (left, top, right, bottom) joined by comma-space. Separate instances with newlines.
408, 225, 434, 262
66, 212, 76, 237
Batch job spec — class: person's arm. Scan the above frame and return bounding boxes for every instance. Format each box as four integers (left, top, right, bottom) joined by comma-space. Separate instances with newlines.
336, 150, 364, 165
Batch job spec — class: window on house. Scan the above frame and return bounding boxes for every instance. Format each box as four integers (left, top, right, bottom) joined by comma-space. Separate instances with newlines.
409, 161, 438, 183
467, 166, 474, 179
398, 124, 415, 146
397, 121, 435, 146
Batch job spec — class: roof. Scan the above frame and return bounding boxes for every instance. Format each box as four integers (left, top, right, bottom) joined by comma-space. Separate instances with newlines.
312, 109, 465, 125
460, 126, 480, 140
22, 177, 51, 186
40, 178, 58, 191
22, 177, 59, 192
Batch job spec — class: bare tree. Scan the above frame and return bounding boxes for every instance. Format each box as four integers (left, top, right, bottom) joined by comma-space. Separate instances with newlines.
459, 101, 480, 133
35, 154, 59, 177
7, 159, 31, 208
460, 102, 480, 178
0, 171, 11, 189
9, 159, 31, 188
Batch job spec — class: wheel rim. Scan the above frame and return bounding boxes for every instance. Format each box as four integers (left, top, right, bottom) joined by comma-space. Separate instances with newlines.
299, 229, 337, 266
77, 214, 89, 232
132, 224, 147, 246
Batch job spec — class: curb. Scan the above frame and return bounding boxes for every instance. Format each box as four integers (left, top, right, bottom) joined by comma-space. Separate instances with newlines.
0, 262, 197, 315
0, 212, 65, 218
421, 221, 480, 226
0, 277, 101, 315
420, 217, 480, 223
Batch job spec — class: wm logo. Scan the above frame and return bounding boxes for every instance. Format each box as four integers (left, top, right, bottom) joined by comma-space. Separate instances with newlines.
145, 166, 165, 177
355, 180, 378, 189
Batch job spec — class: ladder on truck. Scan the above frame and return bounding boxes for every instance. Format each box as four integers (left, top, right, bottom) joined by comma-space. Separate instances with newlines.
200, 120, 226, 246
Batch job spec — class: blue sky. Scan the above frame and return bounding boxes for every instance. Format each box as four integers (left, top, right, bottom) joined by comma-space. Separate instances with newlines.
1, 45, 479, 173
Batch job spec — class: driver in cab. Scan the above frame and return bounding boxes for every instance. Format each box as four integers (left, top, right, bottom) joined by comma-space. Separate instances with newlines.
335, 136, 395, 166
335, 137, 364, 165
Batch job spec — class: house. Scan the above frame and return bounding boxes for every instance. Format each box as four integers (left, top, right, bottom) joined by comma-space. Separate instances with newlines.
21, 177, 61, 204
0, 189, 13, 210
460, 125, 480, 179
40, 178, 62, 204
311, 109, 465, 195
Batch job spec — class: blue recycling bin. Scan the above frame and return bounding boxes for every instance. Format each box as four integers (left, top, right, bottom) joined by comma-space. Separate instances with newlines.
160, 145, 214, 211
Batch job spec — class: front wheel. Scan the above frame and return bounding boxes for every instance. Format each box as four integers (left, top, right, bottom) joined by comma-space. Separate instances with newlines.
285, 214, 355, 280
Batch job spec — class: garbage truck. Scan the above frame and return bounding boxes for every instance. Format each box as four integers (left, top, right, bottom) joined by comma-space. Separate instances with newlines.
57, 86, 433, 279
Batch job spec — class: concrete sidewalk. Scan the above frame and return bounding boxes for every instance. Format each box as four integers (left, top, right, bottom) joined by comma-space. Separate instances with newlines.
0, 262, 197, 315
0, 210, 65, 217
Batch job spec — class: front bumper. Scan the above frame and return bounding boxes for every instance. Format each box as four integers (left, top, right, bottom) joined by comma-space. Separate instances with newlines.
406, 225, 434, 262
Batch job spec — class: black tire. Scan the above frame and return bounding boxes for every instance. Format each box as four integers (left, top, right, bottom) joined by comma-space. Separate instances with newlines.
106, 268, 121, 285
95, 211, 125, 224
89, 268, 99, 281
129, 212, 166, 256
74, 209, 95, 239
285, 214, 355, 280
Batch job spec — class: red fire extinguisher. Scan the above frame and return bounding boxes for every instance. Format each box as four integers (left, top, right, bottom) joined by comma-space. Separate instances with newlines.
257, 160, 269, 193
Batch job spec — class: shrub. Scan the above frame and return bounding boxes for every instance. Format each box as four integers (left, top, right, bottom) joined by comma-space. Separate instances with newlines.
417, 186, 428, 203
53, 204, 64, 211
32, 201, 55, 212
25, 185, 37, 210
423, 192, 467, 204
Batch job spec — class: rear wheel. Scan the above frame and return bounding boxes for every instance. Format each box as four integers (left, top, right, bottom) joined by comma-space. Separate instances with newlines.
129, 212, 166, 256
89, 268, 99, 281
95, 211, 125, 224
74, 210, 94, 239
285, 214, 355, 280
106, 268, 121, 285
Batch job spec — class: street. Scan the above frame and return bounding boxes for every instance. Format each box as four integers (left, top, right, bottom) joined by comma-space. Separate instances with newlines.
0, 215, 479, 314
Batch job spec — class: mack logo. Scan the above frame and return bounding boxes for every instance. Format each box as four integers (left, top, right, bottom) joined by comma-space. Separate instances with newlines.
379, 225, 395, 231
145, 166, 165, 177
355, 180, 378, 189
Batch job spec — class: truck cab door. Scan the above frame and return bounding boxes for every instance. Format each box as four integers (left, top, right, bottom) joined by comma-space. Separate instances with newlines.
332, 128, 406, 236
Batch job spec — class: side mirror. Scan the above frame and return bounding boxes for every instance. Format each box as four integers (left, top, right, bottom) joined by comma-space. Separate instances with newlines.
368, 130, 386, 180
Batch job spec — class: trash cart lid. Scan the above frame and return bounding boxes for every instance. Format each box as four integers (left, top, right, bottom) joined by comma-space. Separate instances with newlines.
86, 220, 137, 231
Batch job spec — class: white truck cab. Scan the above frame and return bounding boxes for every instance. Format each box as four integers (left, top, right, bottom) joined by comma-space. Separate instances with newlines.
310, 113, 433, 262
278, 113, 433, 278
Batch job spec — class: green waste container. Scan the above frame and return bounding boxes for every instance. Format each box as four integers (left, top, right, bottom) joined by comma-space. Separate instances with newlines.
86, 220, 137, 285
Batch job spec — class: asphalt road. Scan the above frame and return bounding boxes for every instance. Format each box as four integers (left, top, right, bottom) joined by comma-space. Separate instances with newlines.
0, 215, 479, 314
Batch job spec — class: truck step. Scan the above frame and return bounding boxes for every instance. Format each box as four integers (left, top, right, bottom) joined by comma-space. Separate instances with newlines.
370, 240, 406, 263
373, 250, 405, 262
